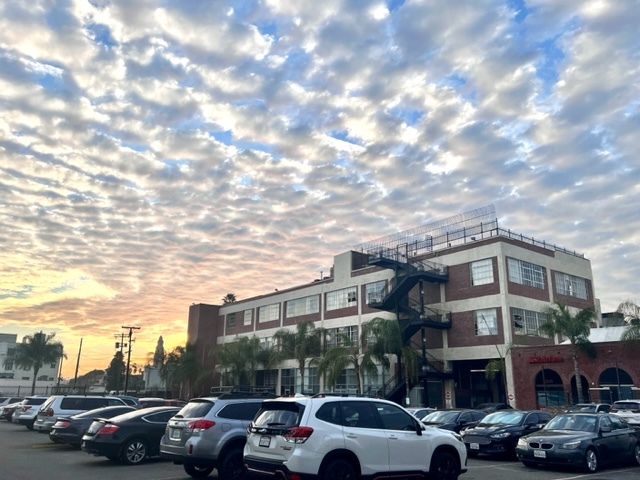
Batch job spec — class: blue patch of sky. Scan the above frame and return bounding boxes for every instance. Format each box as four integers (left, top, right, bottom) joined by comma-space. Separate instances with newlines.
50, 283, 74, 294
233, 99, 266, 108
162, 159, 190, 179
234, 139, 281, 159
0, 285, 32, 300
328, 130, 364, 146
443, 73, 466, 89
256, 19, 278, 38
388, 106, 423, 126
30, 67, 66, 93
121, 142, 148, 152
85, 22, 117, 48
210, 130, 233, 145
386, 0, 405, 13
507, 0, 530, 23
535, 37, 565, 98
238, 175, 253, 186
94, 173, 122, 184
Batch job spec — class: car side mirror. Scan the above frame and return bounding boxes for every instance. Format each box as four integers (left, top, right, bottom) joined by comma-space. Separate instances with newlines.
600, 425, 611, 433
416, 421, 423, 436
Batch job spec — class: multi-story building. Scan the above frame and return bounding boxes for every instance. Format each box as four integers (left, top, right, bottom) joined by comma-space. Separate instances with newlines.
187, 206, 599, 409
0, 333, 62, 395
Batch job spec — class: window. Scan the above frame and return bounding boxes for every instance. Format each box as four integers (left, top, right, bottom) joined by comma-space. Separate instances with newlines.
326, 326, 359, 348
376, 402, 416, 431
365, 280, 386, 303
226, 312, 236, 328
471, 259, 493, 286
307, 367, 319, 394
326, 287, 357, 311
474, 308, 498, 336
286, 295, 320, 318
508, 257, 545, 289
258, 303, 280, 323
555, 272, 588, 299
512, 308, 549, 337
341, 401, 380, 428
218, 402, 262, 420
4, 361, 12, 370
50, 362, 56, 368
243, 309, 252, 326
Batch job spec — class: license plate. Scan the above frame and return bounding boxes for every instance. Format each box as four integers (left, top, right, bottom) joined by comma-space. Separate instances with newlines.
470, 443, 479, 450
534, 450, 546, 458
259, 436, 271, 447
171, 428, 181, 439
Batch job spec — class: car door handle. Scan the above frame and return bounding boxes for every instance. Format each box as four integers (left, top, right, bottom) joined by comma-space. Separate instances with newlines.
346, 434, 357, 439
388, 435, 398, 440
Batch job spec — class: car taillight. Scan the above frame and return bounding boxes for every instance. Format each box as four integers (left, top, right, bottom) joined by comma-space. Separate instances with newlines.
54, 420, 71, 428
97, 424, 120, 435
46, 408, 54, 417
187, 419, 216, 431
283, 426, 313, 444
610, 409, 618, 413
21, 406, 31, 412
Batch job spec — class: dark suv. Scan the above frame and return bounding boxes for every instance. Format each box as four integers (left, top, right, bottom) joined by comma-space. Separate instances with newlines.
160, 386, 276, 479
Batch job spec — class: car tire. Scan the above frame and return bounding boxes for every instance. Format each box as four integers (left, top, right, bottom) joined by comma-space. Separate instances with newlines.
26, 420, 35, 430
218, 447, 246, 480
321, 458, 356, 480
121, 438, 148, 465
521, 460, 536, 468
429, 451, 460, 480
633, 443, 640, 466
584, 447, 598, 473
184, 464, 215, 478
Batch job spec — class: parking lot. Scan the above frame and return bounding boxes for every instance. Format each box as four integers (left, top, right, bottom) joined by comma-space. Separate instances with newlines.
1, 419, 639, 480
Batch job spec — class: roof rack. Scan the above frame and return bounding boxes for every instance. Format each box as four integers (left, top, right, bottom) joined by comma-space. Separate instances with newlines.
208, 385, 277, 399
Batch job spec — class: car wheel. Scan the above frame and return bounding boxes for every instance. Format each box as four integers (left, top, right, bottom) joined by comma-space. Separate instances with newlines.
184, 464, 215, 478
633, 443, 640, 466
121, 438, 148, 465
218, 448, 246, 480
26, 420, 35, 430
321, 459, 356, 480
429, 451, 460, 480
584, 447, 598, 473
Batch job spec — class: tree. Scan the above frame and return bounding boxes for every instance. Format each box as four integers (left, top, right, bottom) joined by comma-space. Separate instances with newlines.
161, 343, 210, 398
617, 300, 640, 351
105, 351, 126, 392
539, 301, 596, 404
4, 331, 66, 395
222, 293, 237, 304
274, 321, 323, 394
217, 336, 263, 385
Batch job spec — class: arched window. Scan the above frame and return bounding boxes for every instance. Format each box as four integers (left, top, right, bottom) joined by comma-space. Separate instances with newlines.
599, 367, 633, 403
535, 368, 564, 407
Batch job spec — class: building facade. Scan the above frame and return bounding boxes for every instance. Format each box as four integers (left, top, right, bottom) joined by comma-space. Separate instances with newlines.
187, 206, 600, 408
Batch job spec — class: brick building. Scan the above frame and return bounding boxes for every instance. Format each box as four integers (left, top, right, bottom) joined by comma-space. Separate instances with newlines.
187, 206, 601, 408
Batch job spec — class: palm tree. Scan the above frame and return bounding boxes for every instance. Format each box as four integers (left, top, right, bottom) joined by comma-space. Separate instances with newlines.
361, 318, 400, 391
539, 301, 596, 404
617, 300, 640, 351
216, 335, 264, 385
162, 343, 209, 398
316, 331, 379, 394
5, 331, 66, 395
222, 293, 237, 304
273, 321, 323, 394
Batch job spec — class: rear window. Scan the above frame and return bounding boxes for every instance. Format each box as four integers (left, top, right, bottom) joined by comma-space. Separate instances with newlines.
253, 401, 304, 427
612, 402, 640, 410
218, 402, 262, 421
175, 400, 215, 418
26, 397, 46, 406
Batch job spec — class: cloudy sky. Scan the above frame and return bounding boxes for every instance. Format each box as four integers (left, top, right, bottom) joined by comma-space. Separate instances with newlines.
1, 0, 638, 378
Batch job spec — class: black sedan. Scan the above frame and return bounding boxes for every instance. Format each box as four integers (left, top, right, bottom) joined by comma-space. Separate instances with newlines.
516, 413, 640, 473
421, 409, 486, 433
49, 405, 136, 447
461, 410, 552, 456
81, 406, 180, 465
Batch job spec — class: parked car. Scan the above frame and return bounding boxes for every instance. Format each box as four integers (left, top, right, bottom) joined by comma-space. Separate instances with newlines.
34, 395, 128, 432
244, 395, 468, 480
461, 410, 552, 457
160, 385, 276, 479
611, 400, 640, 425
0, 397, 23, 410
516, 412, 640, 472
422, 409, 486, 433
138, 397, 187, 408
49, 405, 136, 447
13, 396, 49, 429
406, 407, 436, 419
566, 403, 611, 413
0, 398, 23, 421
115, 395, 141, 407
81, 406, 180, 464
474, 402, 514, 413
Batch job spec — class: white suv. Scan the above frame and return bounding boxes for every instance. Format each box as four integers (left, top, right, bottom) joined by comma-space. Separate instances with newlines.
611, 400, 640, 425
244, 395, 468, 480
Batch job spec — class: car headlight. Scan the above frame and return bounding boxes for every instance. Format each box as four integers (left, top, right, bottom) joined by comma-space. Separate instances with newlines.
517, 438, 528, 448
451, 432, 463, 443
559, 441, 581, 450
490, 432, 512, 439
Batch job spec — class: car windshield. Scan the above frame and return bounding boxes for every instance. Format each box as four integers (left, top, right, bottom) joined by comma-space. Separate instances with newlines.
567, 404, 596, 413
544, 414, 597, 432
423, 411, 459, 423
480, 411, 524, 425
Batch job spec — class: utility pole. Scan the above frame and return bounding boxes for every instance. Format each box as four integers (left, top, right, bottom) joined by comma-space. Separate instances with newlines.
114, 333, 127, 395
73, 338, 83, 392
122, 326, 140, 395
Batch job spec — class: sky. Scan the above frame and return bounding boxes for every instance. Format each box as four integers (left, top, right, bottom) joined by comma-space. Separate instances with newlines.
1, 0, 639, 379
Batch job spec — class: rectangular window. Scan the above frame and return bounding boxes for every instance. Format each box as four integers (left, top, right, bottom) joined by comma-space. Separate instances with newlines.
281, 368, 296, 395
474, 308, 498, 336
326, 326, 359, 348
306, 367, 319, 394
286, 295, 320, 318
226, 312, 236, 328
512, 308, 549, 337
326, 287, 357, 311
508, 258, 546, 289
258, 303, 280, 323
4, 361, 13, 370
555, 272, 588, 299
334, 368, 359, 393
365, 280, 386, 304
471, 259, 494, 286
243, 309, 252, 326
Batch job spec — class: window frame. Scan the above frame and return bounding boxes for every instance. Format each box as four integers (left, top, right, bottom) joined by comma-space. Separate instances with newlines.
474, 308, 498, 336
470, 258, 494, 286
508, 257, 546, 289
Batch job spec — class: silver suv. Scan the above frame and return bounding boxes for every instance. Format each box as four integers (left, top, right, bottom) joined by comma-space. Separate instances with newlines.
244, 394, 468, 480
13, 396, 48, 429
34, 395, 127, 432
160, 386, 276, 479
